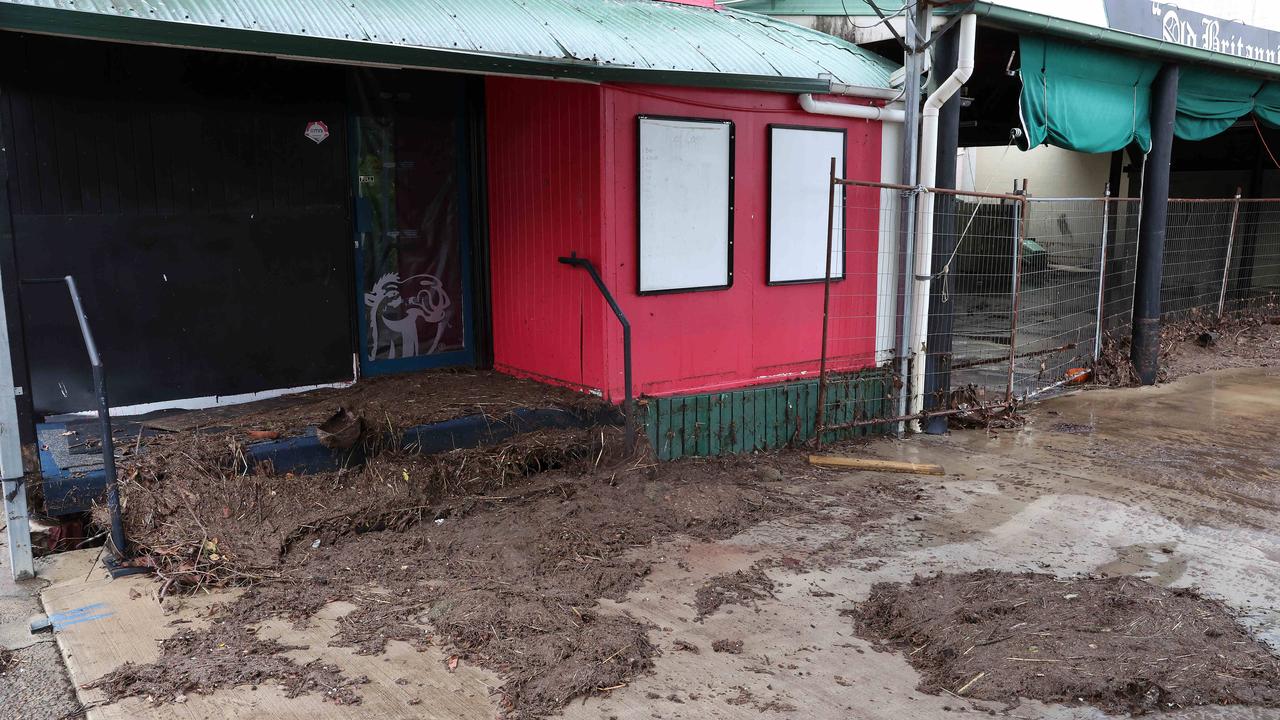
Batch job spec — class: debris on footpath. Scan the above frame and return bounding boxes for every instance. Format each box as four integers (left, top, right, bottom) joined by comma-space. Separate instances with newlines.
695, 564, 777, 619
852, 570, 1280, 715
86, 424, 910, 718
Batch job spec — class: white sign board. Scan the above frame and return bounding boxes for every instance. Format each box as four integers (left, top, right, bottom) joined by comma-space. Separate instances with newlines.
638, 116, 734, 294
768, 126, 845, 284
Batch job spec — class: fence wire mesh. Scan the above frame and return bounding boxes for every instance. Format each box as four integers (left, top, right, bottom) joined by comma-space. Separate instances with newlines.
1162, 199, 1239, 319
815, 181, 905, 437
927, 193, 1021, 401
1226, 201, 1280, 313
1101, 199, 1142, 333
817, 176, 1280, 441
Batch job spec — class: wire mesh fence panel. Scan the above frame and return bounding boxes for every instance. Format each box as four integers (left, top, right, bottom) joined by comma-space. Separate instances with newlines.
1226, 201, 1280, 313
1161, 199, 1239, 319
926, 193, 1022, 405
815, 180, 906, 438
1010, 199, 1109, 398
816, 174, 1280, 439
1101, 198, 1142, 335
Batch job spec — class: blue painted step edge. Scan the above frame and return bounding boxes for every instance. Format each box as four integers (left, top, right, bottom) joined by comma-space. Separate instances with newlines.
248, 405, 619, 476
38, 423, 108, 517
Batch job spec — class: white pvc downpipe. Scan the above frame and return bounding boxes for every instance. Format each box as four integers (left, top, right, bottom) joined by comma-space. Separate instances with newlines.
798, 92, 906, 123
908, 13, 977, 428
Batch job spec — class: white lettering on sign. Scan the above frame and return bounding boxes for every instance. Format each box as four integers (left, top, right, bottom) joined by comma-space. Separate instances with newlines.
304, 121, 330, 144
1144, 1, 1280, 64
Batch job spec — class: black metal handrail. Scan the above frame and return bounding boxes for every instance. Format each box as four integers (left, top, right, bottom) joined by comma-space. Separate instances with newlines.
23, 276, 128, 562
557, 253, 634, 454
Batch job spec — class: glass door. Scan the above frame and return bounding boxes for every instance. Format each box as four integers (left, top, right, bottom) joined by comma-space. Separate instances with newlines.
352, 73, 474, 376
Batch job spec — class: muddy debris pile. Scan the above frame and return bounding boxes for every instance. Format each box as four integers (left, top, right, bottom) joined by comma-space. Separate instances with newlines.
853, 570, 1280, 715
694, 563, 777, 619
1096, 303, 1280, 386
104, 425, 607, 590
90, 425, 911, 718
138, 369, 610, 440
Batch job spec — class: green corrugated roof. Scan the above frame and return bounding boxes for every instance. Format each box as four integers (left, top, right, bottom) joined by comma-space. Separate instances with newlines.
0, 0, 898, 92
732, 1, 906, 16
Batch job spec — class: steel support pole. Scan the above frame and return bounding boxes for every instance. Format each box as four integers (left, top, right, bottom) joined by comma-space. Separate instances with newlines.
894, 4, 925, 436
1130, 64, 1179, 386
923, 26, 962, 435
0, 263, 31, 579
1217, 189, 1242, 318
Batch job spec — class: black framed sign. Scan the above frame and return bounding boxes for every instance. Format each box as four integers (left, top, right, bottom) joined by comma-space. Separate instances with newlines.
637, 115, 734, 294
767, 124, 847, 285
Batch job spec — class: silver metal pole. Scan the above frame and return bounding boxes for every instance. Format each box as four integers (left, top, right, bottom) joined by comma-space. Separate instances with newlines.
1093, 185, 1112, 361
1217, 188, 1243, 319
894, 3, 925, 437
0, 263, 32, 580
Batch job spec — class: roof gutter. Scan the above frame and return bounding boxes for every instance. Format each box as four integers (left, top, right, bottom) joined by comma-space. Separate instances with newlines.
0, 4, 845, 94
966, 2, 1280, 80
798, 91, 906, 123
830, 81, 903, 101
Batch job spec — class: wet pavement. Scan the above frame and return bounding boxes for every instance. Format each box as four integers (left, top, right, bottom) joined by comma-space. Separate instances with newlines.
564, 367, 1280, 719
0, 536, 83, 720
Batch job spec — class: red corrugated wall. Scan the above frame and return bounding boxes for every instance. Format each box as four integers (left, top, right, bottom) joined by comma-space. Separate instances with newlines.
486, 77, 608, 394
600, 84, 883, 401
487, 78, 883, 403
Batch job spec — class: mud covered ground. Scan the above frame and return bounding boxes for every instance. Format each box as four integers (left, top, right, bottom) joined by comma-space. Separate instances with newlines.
1162, 315, 1280, 380
90, 429, 918, 718
854, 571, 1280, 715
1096, 304, 1280, 385
137, 369, 604, 439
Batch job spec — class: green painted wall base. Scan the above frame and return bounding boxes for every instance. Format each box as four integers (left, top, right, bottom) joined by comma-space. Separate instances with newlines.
642, 369, 894, 461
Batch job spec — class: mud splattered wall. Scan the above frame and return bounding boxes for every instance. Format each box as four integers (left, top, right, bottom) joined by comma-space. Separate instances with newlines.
485, 77, 608, 395
0, 34, 354, 414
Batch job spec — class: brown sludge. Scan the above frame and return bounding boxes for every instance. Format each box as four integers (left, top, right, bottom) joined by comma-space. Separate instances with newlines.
852, 570, 1280, 715
90, 419, 911, 718
1095, 303, 1280, 386
694, 564, 776, 619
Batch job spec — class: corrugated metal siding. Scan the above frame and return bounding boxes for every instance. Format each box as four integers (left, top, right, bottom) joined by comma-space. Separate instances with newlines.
0, 0, 897, 89
486, 76, 607, 394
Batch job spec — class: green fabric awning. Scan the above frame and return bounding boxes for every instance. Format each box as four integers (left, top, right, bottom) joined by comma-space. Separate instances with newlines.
1256, 84, 1280, 129
1020, 35, 1280, 152
1018, 36, 1160, 154
1174, 66, 1264, 141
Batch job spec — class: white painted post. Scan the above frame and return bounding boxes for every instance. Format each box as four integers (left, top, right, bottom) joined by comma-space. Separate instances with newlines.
1217, 189, 1243, 319
1094, 186, 1112, 361
0, 265, 32, 580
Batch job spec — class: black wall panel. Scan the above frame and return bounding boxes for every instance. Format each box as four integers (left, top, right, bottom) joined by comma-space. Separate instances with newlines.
0, 34, 354, 414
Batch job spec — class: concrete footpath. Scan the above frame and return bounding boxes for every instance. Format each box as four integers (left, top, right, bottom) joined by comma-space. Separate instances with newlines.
1, 534, 83, 720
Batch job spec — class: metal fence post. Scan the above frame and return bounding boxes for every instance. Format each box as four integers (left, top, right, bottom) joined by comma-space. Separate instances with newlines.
1093, 185, 1112, 361
1217, 188, 1243, 318
1007, 188, 1027, 403
815, 157, 838, 448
